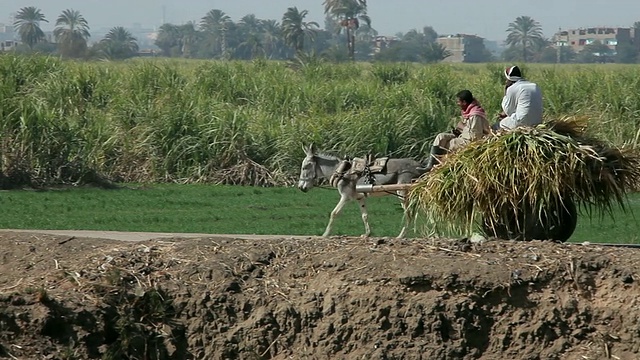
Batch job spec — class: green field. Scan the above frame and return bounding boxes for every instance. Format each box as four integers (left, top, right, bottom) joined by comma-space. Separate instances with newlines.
0, 184, 638, 243
2, 55, 640, 243
2, 55, 640, 187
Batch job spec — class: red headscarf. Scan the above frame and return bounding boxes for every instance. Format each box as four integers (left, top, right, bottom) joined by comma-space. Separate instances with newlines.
461, 100, 486, 119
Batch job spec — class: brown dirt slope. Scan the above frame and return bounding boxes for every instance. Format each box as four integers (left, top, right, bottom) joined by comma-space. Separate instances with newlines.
0, 231, 639, 360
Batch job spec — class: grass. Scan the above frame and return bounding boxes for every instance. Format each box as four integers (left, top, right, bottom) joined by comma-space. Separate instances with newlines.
0, 184, 638, 243
3, 55, 640, 188
0, 184, 407, 236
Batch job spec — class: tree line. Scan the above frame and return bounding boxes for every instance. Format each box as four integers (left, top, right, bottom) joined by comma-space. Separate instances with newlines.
8, 1, 459, 62
10, 1, 640, 63
13, 6, 137, 59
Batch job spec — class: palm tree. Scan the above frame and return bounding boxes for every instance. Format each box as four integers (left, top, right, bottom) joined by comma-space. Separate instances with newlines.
239, 33, 264, 59
155, 23, 180, 56
178, 22, 200, 58
422, 42, 452, 62
282, 7, 319, 54
505, 16, 545, 62
261, 19, 285, 59
53, 9, 91, 58
239, 14, 263, 36
200, 9, 232, 58
13, 6, 48, 49
323, 0, 371, 61
100, 26, 138, 59
422, 26, 438, 43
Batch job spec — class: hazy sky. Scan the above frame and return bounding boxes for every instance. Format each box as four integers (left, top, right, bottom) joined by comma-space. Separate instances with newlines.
2, 0, 640, 41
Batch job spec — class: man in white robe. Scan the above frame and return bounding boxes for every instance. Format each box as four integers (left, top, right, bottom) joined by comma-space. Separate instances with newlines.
494, 65, 543, 131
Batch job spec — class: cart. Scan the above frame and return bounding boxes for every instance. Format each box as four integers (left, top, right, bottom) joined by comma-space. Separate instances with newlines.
356, 178, 579, 242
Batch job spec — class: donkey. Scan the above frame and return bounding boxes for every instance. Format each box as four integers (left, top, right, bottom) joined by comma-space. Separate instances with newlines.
297, 144, 424, 238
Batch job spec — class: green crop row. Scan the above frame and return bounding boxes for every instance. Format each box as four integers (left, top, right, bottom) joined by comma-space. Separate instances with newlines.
1, 54, 639, 186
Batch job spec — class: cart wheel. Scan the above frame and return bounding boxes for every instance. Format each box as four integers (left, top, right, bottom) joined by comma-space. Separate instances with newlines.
482, 197, 578, 242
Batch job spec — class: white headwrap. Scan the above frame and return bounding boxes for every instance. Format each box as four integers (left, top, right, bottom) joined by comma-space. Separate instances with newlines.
504, 66, 522, 82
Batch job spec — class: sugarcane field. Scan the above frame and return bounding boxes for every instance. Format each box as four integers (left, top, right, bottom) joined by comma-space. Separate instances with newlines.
2, 51, 640, 360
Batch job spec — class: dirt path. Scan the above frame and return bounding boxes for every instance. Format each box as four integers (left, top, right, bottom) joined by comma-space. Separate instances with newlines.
0, 229, 320, 242
1, 230, 640, 359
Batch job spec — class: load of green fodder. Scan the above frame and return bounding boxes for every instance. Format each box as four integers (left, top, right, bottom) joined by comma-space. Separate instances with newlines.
406, 117, 640, 241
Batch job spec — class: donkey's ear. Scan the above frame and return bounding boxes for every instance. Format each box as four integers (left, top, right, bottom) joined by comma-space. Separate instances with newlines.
310, 143, 317, 154
302, 143, 313, 155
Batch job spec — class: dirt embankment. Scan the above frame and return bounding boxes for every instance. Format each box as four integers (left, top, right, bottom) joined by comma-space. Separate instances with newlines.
1, 232, 639, 360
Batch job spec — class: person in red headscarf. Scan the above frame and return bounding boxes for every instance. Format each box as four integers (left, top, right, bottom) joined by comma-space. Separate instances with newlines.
493, 65, 543, 131
419, 89, 490, 172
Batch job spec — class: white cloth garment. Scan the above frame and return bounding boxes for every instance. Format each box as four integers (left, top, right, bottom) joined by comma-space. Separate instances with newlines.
499, 79, 543, 130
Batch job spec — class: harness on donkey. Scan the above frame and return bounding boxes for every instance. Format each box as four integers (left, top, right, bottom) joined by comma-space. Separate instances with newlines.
329, 154, 396, 196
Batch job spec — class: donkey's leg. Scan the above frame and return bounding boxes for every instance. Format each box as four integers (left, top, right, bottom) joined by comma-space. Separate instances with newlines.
396, 190, 410, 239
323, 196, 348, 237
357, 197, 371, 237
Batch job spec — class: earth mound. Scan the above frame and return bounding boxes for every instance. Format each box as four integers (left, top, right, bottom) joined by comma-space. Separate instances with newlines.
0, 232, 639, 360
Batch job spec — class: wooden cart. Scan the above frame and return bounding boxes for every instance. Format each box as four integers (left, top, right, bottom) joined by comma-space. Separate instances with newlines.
355, 183, 579, 242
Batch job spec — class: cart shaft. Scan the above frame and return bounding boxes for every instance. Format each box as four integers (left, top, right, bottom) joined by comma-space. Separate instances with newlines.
356, 183, 414, 193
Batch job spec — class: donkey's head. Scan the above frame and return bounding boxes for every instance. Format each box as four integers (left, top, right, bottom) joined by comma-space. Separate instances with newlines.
297, 144, 318, 192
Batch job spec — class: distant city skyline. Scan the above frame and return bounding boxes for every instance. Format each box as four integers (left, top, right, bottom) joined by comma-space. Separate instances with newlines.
2, 0, 640, 41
